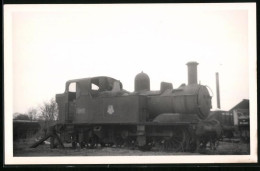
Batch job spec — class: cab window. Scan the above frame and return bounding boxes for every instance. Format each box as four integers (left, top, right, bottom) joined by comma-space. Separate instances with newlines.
69, 82, 76, 92
91, 83, 99, 91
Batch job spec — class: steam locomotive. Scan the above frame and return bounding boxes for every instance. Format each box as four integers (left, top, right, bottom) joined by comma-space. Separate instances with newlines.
35, 62, 212, 152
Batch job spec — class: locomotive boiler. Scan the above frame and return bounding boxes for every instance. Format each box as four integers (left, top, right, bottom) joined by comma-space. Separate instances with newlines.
35, 61, 212, 152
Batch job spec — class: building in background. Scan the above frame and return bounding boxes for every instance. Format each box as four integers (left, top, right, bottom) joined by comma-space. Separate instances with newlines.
229, 99, 250, 142
208, 99, 250, 141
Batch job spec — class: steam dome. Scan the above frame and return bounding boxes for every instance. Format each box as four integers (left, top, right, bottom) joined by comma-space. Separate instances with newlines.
134, 71, 150, 92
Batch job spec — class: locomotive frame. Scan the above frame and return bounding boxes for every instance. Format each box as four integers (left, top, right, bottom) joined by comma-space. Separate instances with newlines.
31, 61, 213, 152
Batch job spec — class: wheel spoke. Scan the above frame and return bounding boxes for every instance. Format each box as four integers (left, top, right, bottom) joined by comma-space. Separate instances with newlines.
157, 128, 187, 152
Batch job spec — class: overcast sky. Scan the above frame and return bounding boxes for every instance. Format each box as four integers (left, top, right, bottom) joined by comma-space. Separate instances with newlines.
8, 4, 253, 113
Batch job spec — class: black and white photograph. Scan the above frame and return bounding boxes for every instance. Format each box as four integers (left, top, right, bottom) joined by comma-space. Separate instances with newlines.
4, 3, 257, 164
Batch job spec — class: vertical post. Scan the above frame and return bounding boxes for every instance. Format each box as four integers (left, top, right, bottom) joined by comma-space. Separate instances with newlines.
216, 72, 221, 109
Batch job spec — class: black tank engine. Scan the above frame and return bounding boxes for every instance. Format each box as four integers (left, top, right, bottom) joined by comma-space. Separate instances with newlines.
42, 62, 212, 151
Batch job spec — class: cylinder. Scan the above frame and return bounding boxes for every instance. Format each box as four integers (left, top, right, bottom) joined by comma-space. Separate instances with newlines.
134, 71, 150, 92
186, 61, 198, 85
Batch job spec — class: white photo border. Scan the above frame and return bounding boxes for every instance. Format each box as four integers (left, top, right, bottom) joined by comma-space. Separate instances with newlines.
4, 3, 257, 165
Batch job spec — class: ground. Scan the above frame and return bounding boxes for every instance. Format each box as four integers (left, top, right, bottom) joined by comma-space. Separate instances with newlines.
13, 138, 250, 156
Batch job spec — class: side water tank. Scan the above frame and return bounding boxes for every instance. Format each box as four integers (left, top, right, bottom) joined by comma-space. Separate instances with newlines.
135, 71, 150, 92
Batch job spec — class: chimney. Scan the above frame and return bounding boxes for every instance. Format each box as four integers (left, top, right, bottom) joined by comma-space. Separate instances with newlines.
186, 61, 198, 85
216, 72, 221, 109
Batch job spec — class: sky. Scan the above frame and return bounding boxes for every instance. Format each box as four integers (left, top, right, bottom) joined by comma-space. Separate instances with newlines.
8, 4, 253, 113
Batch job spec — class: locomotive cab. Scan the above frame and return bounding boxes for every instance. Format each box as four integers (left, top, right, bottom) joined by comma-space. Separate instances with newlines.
56, 77, 137, 124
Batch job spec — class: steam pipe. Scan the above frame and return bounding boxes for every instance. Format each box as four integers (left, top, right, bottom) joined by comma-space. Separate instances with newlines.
216, 72, 221, 109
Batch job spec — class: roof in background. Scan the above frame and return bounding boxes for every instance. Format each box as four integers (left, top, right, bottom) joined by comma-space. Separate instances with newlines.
229, 99, 249, 112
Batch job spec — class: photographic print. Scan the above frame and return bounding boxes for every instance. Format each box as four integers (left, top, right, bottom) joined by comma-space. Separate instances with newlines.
4, 3, 257, 165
